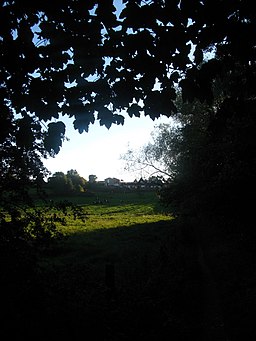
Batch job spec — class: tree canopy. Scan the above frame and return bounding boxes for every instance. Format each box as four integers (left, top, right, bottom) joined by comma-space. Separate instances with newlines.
48, 169, 87, 194
1, 0, 255, 141
121, 122, 181, 179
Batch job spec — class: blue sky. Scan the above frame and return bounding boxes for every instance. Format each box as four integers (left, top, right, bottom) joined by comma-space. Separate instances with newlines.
43, 113, 173, 182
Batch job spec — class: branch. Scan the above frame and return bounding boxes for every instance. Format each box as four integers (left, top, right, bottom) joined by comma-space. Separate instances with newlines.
139, 159, 172, 178
123, 152, 172, 179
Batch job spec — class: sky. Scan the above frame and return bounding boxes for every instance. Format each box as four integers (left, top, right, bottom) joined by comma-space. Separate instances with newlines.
42, 0, 174, 182
43, 113, 173, 182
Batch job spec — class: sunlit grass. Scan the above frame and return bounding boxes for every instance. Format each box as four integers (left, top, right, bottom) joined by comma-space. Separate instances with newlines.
53, 191, 173, 235
59, 203, 171, 235
39, 191, 174, 271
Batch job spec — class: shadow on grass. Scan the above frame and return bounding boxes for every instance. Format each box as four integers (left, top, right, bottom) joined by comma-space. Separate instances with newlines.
2, 219, 203, 340
3, 218, 256, 340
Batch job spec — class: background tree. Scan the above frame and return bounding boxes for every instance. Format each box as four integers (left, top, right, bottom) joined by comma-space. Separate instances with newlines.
67, 169, 87, 192
48, 169, 87, 194
121, 88, 212, 181
160, 65, 256, 236
48, 171, 73, 194
121, 122, 181, 180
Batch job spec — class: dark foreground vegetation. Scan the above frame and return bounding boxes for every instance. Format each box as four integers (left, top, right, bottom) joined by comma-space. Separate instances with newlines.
2, 191, 256, 340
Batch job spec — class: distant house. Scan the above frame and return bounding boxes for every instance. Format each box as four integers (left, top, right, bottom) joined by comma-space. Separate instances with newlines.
120, 181, 138, 189
89, 174, 97, 183
103, 177, 163, 190
104, 177, 120, 187
137, 177, 147, 188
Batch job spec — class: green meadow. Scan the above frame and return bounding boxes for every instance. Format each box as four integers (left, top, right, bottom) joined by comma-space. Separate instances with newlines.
40, 190, 174, 279
35, 190, 178, 339
10, 189, 236, 340
58, 190, 172, 233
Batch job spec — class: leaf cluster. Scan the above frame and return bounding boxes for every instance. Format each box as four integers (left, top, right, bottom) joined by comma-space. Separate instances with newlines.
2, 0, 255, 137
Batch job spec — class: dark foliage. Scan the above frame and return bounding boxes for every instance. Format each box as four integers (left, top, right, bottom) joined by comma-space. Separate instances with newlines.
47, 169, 87, 194
161, 67, 256, 237
1, 0, 255, 132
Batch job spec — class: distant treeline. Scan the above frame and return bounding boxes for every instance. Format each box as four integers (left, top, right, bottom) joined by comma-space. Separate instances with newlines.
45, 170, 163, 196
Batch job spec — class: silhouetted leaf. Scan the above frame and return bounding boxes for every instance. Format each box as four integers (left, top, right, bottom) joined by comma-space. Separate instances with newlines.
127, 103, 142, 118
194, 46, 204, 64
97, 107, 114, 129
113, 114, 125, 125
16, 115, 35, 149
44, 121, 66, 154
95, 0, 117, 28
73, 106, 95, 133
144, 91, 177, 119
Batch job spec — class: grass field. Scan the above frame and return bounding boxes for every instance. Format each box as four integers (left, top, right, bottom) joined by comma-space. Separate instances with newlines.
7, 189, 253, 339
34, 189, 179, 339
56, 190, 172, 233
40, 189, 174, 276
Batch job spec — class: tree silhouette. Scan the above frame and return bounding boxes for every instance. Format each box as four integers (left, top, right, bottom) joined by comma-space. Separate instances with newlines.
48, 169, 87, 194
1, 1, 255, 136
